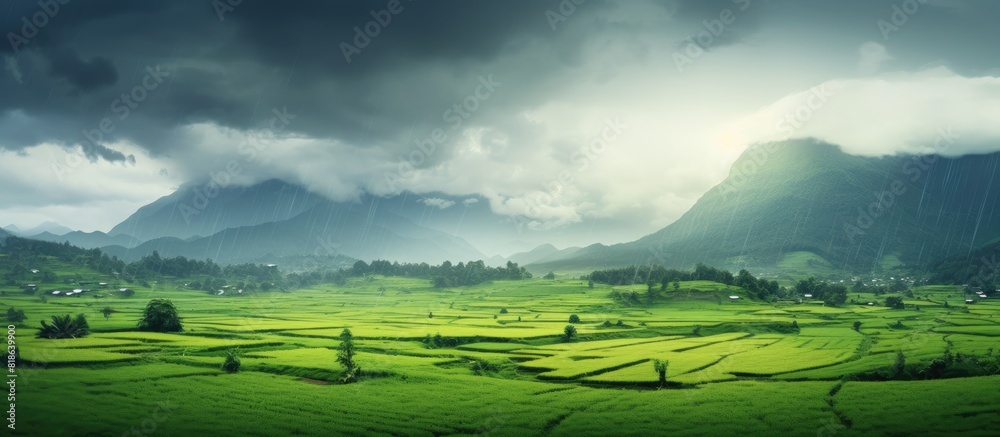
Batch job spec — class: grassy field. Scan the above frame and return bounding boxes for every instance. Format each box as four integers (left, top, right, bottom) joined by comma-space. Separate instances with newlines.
2, 262, 998, 436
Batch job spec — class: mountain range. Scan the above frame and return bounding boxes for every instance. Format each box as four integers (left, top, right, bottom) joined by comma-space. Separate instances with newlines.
91, 178, 632, 265
535, 140, 1000, 274
9, 140, 1000, 275
3, 221, 75, 237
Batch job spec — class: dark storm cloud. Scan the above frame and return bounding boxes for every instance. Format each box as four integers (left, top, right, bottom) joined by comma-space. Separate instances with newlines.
48, 49, 118, 91
82, 141, 132, 163
762, 0, 1000, 75
665, 0, 765, 51
2, 0, 1000, 236
1, 0, 999, 167
1, 0, 602, 162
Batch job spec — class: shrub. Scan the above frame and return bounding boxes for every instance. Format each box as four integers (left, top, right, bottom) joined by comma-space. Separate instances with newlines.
6, 307, 26, 324
470, 358, 518, 377
221, 349, 241, 373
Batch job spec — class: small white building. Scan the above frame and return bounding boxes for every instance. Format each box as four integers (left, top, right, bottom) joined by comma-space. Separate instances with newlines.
803, 294, 813, 299
52, 291, 60, 295
729, 295, 740, 301
30, 269, 39, 274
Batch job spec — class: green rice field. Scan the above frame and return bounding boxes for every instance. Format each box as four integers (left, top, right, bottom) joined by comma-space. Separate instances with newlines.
3, 265, 999, 436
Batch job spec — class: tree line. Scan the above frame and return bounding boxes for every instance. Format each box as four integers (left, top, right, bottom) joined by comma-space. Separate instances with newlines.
1, 237, 284, 292
1, 236, 531, 292
590, 263, 856, 304
590, 263, 736, 287
589, 263, 779, 300
347, 259, 532, 287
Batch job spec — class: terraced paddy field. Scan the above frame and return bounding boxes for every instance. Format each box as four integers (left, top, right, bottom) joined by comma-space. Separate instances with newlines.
3, 274, 998, 436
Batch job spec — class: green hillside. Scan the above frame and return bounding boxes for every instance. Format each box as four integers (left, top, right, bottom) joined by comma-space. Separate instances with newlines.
537, 141, 1000, 274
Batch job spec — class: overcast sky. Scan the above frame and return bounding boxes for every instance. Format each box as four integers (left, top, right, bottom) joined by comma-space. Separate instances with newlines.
2, 0, 999, 242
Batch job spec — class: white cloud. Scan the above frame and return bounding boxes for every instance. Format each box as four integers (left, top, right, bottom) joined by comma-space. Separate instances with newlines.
419, 197, 456, 209
0, 142, 180, 231
858, 42, 892, 73
724, 68, 1000, 158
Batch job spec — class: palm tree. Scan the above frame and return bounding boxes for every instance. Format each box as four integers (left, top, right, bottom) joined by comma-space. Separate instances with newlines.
37, 314, 90, 339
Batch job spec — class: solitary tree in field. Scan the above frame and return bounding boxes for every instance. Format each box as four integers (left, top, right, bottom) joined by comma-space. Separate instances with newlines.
588, 280, 594, 289
885, 296, 905, 309
6, 307, 26, 324
563, 325, 577, 342
338, 328, 359, 382
101, 307, 115, 320
893, 350, 906, 377
544, 271, 556, 280
646, 281, 659, 302
652, 359, 669, 387
852, 321, 862, 332
138, 299, 183, 332
568, 314, 580, 323
222, 349, 241, 373
37, 314, 90, 339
